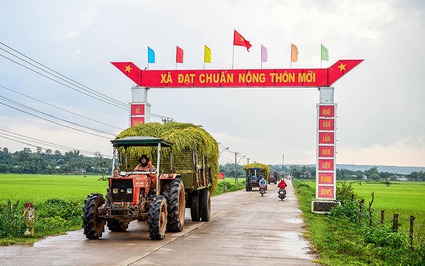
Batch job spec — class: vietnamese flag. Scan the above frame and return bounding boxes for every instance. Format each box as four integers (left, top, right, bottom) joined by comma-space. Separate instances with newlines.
233, 30, 252, 51
176, 46, 184, 63
111, 62, 142, 85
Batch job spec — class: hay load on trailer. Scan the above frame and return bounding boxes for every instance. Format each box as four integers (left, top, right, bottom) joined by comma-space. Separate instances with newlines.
82, 122, 219, 240
116, 122, 219, 194
243, 163, 270, 191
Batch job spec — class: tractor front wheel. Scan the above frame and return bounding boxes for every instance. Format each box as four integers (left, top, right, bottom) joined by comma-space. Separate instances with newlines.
148, 195, 167, 240
166, 179, 185, 232
82, 193, 106, 239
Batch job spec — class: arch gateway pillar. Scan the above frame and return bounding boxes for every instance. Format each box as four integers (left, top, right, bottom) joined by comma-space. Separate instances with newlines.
312, 87, 339, 213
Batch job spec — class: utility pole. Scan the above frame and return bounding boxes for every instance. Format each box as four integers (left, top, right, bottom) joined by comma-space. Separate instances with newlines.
246, 157, 250, 165
233, 152, 239, 183
282, 154, 285, 171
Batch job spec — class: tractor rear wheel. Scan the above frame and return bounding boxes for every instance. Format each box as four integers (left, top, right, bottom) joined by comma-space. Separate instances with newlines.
148, 195, 167, 240
199, 189, 211, 222
107, 219, 129, 232
82, 193, 106, 239
166, 179, 185, 232
190, 192, 200, 221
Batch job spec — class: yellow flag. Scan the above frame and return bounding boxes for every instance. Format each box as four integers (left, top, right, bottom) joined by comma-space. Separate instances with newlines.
291, 44, 298, 63
204, 45, 211, 63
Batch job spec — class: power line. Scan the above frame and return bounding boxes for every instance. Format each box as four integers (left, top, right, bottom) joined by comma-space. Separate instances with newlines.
0, 98, 113, 139
0, 42, 127, 109
0, 42, 175, 122
0, 128, 111, 157
0, 84, 125, 131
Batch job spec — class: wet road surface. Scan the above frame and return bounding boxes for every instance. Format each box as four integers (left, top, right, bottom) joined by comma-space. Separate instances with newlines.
0, 181, 317, 265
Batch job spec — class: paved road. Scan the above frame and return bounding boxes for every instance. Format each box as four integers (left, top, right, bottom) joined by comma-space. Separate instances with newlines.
0, 181, 317, 265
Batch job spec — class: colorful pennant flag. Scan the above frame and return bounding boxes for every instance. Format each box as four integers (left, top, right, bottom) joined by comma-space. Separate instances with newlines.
321, 43, 329, 61
291, 44, 298, 63
261, 44, 268, 62
204, 45, 211, 63
148, 47, 155, 63
233, 30, 252, 51
176, 46, 184, 63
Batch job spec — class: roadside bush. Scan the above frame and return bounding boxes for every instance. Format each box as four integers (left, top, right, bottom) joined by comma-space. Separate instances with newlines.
33, 198, 82, 235
0, 200, 26, 238
0, 198, 83, 241
336, 181, 356, 201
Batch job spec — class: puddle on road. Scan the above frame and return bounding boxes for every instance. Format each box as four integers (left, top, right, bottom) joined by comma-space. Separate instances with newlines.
284, 218, 304, 224
279, 231, 315, 260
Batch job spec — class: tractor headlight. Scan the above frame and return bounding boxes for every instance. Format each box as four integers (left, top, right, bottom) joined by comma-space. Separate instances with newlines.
126, 188, 133, 194
112, 188, 118, 194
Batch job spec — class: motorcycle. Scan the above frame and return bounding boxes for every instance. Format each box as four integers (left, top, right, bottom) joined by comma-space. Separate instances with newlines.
259, 185, 266, 197
278, 189, 286, 200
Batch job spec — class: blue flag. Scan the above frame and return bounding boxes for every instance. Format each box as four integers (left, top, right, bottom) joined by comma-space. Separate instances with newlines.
148, 46, 155, 63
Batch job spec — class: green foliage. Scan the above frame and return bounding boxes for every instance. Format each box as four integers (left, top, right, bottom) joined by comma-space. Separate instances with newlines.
0, 200, 27, 238
0, 198, 83, 242
336, 181, 356, 201
0, 147, 110, 175
293, 179, 425, 265
213, 179, 246, 196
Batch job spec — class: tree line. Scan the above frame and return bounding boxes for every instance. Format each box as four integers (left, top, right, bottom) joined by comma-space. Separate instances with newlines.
1, 147, 424, 181
219, 163, 425, 181
0, 147, 111, 175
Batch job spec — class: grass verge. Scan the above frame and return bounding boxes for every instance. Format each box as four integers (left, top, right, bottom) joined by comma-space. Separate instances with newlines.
293, 179, 425, 265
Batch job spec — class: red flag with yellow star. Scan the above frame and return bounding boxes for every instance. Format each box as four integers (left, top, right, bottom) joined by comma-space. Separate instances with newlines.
233, 30, 252, 51
111, 62, 142, 85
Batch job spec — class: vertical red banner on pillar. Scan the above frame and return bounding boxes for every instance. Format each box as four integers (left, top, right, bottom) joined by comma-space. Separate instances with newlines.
319, 105, 335, 117
131, 104, 145, 116
318, 186, 335, 199
318, 172, 334, 185
318, 146, 334, 157
318, 132, 335, 144
131, 117, 145, 126
319, 119, 335, 130
318, 159, 335, 171
317, 103, 336, 200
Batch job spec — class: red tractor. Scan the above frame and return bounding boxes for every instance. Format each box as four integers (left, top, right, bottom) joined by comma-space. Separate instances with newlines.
82, 134, 215, 240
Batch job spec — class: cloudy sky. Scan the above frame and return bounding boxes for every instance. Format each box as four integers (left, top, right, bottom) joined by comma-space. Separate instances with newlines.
1, 0, 424, 167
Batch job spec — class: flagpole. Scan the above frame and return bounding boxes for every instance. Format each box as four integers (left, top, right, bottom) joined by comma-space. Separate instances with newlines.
320, 43, 322, 68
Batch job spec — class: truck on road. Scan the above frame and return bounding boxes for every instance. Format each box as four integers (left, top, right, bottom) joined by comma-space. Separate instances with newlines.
243, 163, 270, 191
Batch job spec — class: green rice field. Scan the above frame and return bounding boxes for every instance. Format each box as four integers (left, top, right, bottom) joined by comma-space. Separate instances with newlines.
0, 174, 108, 204
302, 180, 425, 236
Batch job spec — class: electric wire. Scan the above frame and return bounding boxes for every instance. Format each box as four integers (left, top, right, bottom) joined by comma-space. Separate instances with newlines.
0, 42, 127, 109
0, 128, 111, 157
0, 100, 113, 139
0, 95, 115, 137
0, 84, 125, 131
0, 42, 175, 122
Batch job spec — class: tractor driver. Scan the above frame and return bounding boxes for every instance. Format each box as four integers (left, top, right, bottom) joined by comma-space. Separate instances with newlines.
134, 155, 157, 190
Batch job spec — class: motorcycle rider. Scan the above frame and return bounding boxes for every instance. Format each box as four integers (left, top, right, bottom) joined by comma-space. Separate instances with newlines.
259, 176, 267, 193
277, 178, 287, 191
